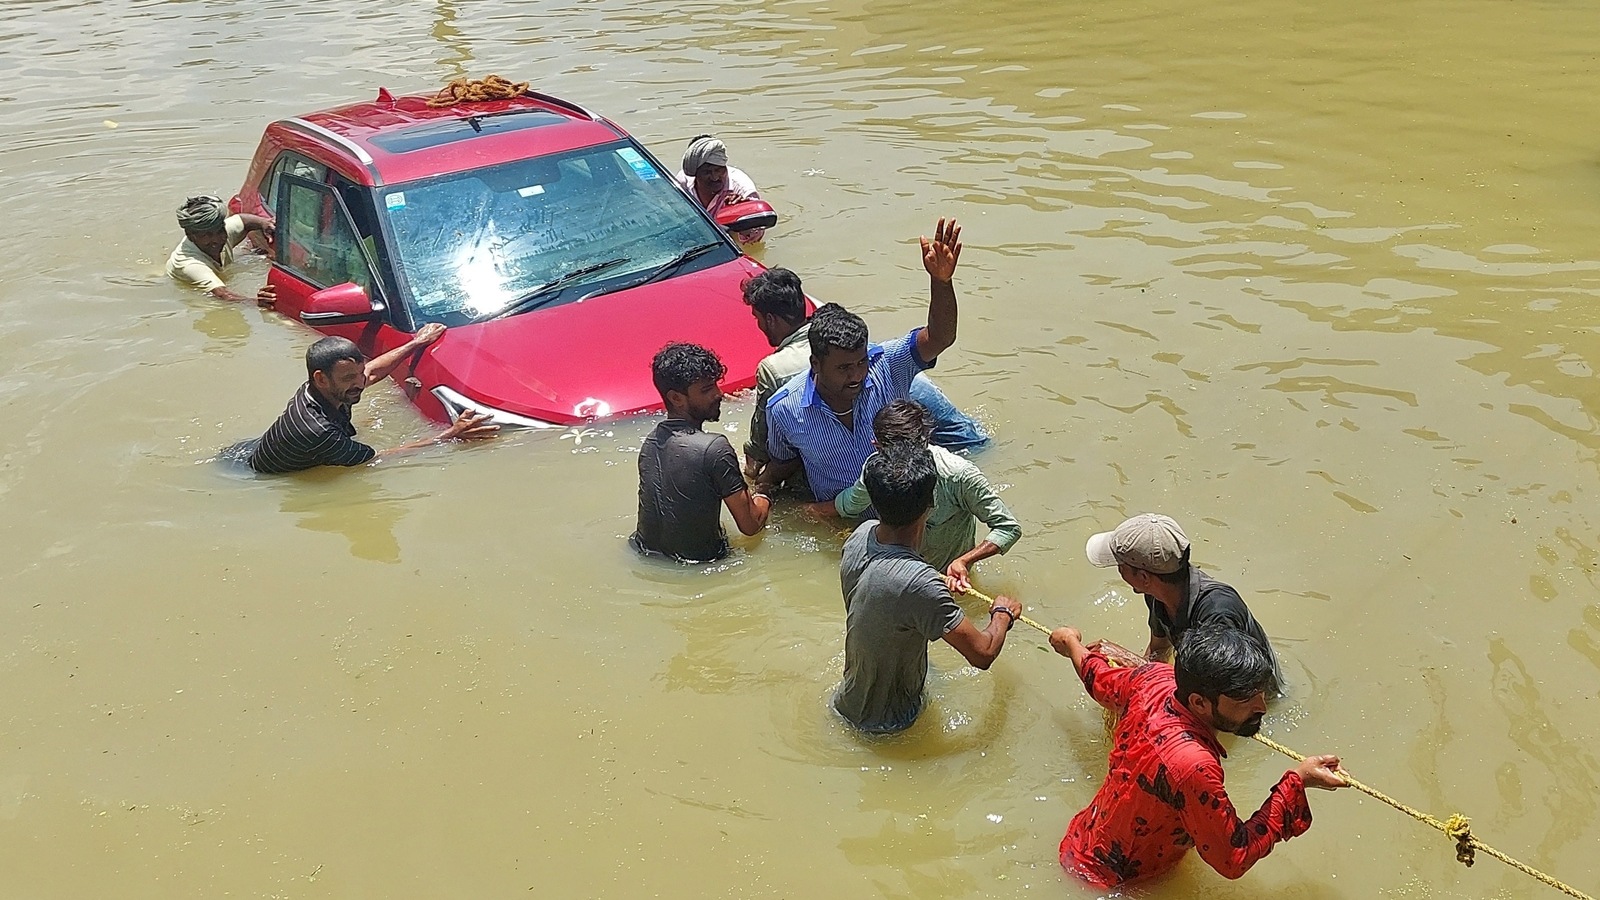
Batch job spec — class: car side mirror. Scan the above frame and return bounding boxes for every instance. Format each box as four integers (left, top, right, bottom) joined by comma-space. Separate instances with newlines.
715, 198, 778, 233
300, 282, 384, 326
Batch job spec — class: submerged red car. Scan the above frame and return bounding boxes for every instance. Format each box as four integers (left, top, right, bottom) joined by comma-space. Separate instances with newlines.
231, 87, 779, 427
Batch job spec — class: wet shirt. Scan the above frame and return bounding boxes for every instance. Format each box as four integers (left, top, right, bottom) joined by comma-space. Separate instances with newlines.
744, 322, 811, 465
247, 383, 376, 474
765, 328, 934, 502
672, 166, 765, 243
1144, 569, 1285, 691
1060, 654, 1312, 886
834, 445, 1022, 572
165, 215, 247, 292
832, 521, 965, 733
631, 419, 746, 562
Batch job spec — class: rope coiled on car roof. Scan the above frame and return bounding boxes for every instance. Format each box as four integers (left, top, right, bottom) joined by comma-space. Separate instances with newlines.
427, 74, 530, 108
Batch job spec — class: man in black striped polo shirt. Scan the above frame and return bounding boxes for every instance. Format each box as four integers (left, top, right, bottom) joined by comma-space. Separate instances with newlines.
246, 326, 497, 474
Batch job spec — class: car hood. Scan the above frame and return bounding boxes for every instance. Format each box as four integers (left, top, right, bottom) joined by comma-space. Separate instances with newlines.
426, 257, 771, 426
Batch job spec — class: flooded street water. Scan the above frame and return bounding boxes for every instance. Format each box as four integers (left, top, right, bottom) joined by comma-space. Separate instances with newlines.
3, 0, 1599, 896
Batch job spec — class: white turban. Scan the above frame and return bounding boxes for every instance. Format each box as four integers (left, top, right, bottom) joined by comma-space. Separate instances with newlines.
682, 136, 729, 174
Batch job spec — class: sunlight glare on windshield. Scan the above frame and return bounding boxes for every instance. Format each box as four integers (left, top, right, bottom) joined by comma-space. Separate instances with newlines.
384, 141, 726, 326
455, 244, 514, 316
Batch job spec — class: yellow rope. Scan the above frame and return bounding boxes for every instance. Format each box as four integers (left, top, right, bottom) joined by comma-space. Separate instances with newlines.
1249, 733, 1593, 900
953, 585, 1592, 899
958, 586, 1053, 635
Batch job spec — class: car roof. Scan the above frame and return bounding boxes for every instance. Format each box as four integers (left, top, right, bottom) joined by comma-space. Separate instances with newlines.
283, 89, 629, 186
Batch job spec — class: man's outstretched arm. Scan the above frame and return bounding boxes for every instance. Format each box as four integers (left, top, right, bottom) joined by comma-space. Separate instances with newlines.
942, 594, 1022, 669
1178, 754, 1344, 879
914, 218, 962, 363
1051, 627, 1139, 711
364, 323, 445, 386
375, 410, 498, 460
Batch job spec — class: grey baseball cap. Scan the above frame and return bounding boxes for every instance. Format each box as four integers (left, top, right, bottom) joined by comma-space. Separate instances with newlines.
1085, 513, 1191, 574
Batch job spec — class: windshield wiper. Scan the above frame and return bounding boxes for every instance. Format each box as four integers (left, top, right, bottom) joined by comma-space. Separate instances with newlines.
637, 242, 722, 287
580, 243, 723, 301
485, 257, 630, 321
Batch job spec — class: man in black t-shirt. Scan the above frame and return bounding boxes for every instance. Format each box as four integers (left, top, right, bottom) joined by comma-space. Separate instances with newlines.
1085, 513, 1285, 692
244, 328, 497, 474
632, 343, 771, 562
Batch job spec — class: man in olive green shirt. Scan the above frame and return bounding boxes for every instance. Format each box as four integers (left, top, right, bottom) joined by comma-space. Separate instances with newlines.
740, 268, 812, 481
818, 399, 1021, 593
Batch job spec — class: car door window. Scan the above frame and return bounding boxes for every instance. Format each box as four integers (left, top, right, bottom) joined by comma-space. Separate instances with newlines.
258, 152, 327, 217
276, 173, 379, 300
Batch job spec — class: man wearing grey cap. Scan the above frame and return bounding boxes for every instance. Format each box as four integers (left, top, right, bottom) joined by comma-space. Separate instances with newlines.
1086, 513, 1284, 692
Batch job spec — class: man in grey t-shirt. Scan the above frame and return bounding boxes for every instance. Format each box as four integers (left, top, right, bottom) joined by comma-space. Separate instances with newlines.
632, 343, 771, 562
833, 444, 1023, 733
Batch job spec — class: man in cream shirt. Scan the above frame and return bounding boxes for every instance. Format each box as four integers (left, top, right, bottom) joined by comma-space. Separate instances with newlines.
165, 195, 275, 304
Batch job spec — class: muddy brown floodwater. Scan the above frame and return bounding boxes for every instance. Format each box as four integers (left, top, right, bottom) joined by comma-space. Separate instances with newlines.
1, 0, 1598, 897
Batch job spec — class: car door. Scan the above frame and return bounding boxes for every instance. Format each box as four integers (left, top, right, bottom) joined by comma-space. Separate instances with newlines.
269, 173, 399, 356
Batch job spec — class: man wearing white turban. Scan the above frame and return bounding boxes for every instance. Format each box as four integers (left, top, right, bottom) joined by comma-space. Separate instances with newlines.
165, 195, 276, 304
673, 135, 767, 244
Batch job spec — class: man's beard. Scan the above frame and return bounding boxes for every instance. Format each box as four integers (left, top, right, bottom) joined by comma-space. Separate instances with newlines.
1226, 713, 1264, 738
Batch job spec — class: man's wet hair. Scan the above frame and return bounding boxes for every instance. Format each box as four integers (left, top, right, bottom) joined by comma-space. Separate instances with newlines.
863, 443, 937, 527
1174, 625, 1275, 707
651, 342, 726, 403
305, 337, 364, 380
808, 303, 869, 359
741, 267, 807, 323
872, 399, 932, 447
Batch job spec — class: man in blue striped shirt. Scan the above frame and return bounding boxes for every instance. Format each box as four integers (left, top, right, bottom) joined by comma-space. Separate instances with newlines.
757, 218, 966, 502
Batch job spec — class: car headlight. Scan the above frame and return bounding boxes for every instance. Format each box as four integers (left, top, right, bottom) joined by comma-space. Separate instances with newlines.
431, 386, 559, 429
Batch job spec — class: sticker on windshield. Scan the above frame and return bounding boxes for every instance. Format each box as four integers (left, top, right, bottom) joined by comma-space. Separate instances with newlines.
616, 147, 659, 181
386, 191, 407, 210
517, 184, 546, 197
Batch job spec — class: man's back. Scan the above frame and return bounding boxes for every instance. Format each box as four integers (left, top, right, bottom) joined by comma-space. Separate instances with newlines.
633, 419, 744, 562
833, 521, 964, 733
1145, 569, 1285, 691
1061, 656, 1311, 886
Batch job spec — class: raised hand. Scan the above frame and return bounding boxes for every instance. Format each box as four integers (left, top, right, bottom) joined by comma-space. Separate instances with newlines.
919, 217, 963, 283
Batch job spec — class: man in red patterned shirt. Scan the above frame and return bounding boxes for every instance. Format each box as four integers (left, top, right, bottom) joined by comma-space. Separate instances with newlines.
1049, 624, 1347, 887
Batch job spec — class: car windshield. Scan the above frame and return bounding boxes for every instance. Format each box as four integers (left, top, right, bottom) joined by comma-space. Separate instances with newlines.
379, 141, 732, 325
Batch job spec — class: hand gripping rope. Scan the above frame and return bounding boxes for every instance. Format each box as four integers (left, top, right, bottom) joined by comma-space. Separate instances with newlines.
953, 585, 1595, 900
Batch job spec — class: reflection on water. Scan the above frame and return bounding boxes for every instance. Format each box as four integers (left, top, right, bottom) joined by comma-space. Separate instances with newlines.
431, 0, 472, 79
1, 0, 1599, 895
277, 472, 411, 564
1487, 639, 1599, 862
